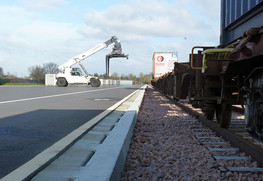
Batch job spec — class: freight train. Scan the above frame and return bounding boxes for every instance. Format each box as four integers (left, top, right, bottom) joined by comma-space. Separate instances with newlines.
151, 27, 263, 139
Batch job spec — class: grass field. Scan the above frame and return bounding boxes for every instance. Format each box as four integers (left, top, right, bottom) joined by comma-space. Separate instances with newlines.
2, 83, 44, 86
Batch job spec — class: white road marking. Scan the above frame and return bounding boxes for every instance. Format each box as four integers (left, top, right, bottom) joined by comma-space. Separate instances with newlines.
0, 86, 142, 181
94, 99, 110, 101
0, 86, 132, 105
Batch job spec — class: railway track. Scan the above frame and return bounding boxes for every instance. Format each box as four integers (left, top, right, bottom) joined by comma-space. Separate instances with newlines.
156, 87, 263, 174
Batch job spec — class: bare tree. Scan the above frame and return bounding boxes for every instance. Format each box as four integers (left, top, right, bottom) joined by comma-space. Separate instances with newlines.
0, 67, 3, 77
110, 72, 119, 80
120, 74, 128, 80
128, 73, 136, 80
28, 65, 45, 83
43, 62, 59, 74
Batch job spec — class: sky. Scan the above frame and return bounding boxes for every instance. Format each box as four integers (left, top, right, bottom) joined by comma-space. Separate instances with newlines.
0, 0, 220, 77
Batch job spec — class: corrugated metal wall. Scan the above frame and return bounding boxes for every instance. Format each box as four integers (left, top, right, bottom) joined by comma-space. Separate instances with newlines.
221, 0, 263, 44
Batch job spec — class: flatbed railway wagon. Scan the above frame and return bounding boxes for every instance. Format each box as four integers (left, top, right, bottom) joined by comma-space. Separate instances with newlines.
152, 1, 263, 139
152, 27, 263, 139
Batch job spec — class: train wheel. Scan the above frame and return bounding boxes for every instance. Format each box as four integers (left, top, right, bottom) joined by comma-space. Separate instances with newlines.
216, 77, 232, 128
245, 93, 255, 132
254, 100, 263, 138
245, 93, 263, 139
205, 111, 215, 120
216, 103, 232, 128
204, 101, 216, 121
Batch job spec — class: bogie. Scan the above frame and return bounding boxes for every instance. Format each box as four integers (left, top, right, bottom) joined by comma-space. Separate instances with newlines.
151, 27, 263, 140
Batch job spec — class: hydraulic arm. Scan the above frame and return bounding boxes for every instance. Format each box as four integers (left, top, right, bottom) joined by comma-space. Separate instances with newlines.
56, 36, 123, 87
58, 36, 121, 75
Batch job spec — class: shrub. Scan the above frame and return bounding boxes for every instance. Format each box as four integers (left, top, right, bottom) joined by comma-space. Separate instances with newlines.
0, 78, 11, 85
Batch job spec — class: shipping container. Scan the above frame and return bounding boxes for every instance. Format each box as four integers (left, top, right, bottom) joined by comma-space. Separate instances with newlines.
152, 52, 178, 79
221, 0, 263, 44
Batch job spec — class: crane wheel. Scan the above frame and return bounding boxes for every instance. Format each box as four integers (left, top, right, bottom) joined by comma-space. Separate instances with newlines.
90, 78, 101, 87
57, 78, 68, 87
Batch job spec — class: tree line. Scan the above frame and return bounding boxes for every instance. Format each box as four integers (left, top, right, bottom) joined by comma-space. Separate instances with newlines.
0, 63, 153, 85
0, 63, 59, 84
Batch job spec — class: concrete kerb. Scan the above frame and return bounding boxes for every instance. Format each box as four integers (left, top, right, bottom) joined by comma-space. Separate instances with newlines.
75, 85, 146, 181
1, 86, 140, 181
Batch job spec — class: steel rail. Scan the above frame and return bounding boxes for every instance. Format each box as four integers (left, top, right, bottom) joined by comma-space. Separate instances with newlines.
156, 87, 263, 167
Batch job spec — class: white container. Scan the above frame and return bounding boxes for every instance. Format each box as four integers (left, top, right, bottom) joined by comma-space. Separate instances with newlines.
45, 74, 57, 86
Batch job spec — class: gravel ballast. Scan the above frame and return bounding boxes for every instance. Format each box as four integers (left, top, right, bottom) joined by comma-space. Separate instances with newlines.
121, 86, 263, 180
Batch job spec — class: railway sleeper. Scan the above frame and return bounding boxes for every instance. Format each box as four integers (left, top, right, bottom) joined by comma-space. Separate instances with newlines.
156, 86, 263, 170
213, 156, 251, 160
208, 148, 239, 152
192, 124, 263, 172
219, 166, 263, 173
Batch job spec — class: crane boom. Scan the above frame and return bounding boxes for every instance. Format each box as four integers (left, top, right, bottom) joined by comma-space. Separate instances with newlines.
58, 36, 120, 72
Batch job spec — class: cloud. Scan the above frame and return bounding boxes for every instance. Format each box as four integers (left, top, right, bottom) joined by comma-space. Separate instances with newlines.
77, 26, 102, 38
0, 5, 87, 76
83, 0, 220, 42
79, 0, 220, 75
0, 52, 8, 63
0, 6, 36, 30
0, 0, 221, 76
19, 0, 68, 11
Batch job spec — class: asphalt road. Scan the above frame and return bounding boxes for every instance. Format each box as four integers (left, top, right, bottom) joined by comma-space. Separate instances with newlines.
0, 85, 141, 178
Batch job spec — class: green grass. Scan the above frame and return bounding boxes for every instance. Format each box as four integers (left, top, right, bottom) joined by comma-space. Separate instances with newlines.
2, 83, 44, 86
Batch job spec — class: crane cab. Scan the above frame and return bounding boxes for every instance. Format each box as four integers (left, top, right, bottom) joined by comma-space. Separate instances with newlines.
71, 68, 82, 76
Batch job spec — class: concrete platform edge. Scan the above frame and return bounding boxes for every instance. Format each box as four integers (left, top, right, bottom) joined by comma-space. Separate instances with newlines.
76, 85, 146, 181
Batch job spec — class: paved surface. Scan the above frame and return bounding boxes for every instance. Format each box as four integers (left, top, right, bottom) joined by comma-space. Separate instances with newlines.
28, 86, 145, 181
0, 85, 141, 179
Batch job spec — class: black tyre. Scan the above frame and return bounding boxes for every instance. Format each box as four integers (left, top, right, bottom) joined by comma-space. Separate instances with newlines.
96, 79, 101, 87
90, 79, 101, 87
57, 78, 68, 87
